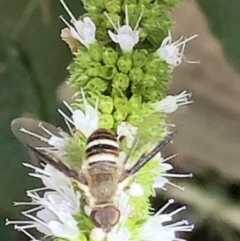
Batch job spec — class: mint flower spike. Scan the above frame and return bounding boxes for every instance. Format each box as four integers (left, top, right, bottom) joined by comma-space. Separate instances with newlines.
59, 0, 96, 48
105, 5, 143, 52
6, 164, 81, 241
153, 90, 193, 114
157, 31, 198, 67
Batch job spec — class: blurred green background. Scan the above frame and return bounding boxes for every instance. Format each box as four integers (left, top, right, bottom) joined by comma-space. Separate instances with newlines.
1, 0, 240, 240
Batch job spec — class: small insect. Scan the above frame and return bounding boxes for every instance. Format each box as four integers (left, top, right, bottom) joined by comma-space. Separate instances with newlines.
11, 118, 176, 232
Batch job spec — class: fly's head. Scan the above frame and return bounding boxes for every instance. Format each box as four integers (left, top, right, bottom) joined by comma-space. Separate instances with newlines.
90, 205, 120, 232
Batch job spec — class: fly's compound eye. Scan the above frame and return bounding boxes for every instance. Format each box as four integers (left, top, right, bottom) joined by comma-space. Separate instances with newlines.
90, 205, 120, 232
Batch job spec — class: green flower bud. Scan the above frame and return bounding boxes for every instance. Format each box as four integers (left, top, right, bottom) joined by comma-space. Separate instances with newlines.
100, 65, 117, 80
140, 103, 155, 117
113, 109, 128, 124
88, 43, 103, 62
103, 47, 119, 66
98, 95, 114, 114
131, 83, 143, 95
73, 51, 92, 69
82, 0, 105, 12
127, 112, 144, 126
86, 63, 102, 77
144, 55, 162, 74
104, 0, 121, 13
132, 49, 148, 68
129, 94, 142, 110
124, 0, 137, 8
85, 77, 108, 92
100, 113, 114, 129
69, 73, 89, 88
114, 96, 129, 113
117, 54, 133, 73
142, 74, 157, 87
143, 88, 160, 101
129, 68, 143, 83
112, 73, 129, 90
127, 102, 155, 125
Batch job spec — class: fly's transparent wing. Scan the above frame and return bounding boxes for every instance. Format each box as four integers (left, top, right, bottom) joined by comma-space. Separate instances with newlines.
11, 118, 64, 149
120, 108, 187, 167
118, 113, 167, 167
11, 118, 85, 170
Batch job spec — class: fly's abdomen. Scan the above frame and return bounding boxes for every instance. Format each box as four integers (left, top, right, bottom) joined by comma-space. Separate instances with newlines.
85, 128, 119, 164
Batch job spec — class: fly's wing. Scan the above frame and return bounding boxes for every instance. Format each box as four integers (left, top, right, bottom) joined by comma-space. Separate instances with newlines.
119, 103, 190, 182
119, 130, 177, 181
120, 109, 187, 168
119, 113, 168, 164
136, 104, 188, 149
11, 118, 63, 150
11, 118, 85, 179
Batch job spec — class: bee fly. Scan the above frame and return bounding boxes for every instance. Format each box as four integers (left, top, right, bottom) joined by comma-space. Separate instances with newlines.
11, 118, 176, 232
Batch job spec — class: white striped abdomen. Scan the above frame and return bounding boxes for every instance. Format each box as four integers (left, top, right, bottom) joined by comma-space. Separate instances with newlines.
85, 128, 119, 164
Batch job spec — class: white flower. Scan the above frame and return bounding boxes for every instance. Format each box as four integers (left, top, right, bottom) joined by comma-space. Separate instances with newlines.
153, 90, 193, 114
116, 192, 131, 224
6, 164, 81, 241
35, 208, 79, 239
58, 89, 99, 138
157, 31, 198, 67
105, 5, 143, 52
153, 154, 192, 191
139, 199, 193, 241
19, 123, 68, 156
117, 121, 138, 148
107, 227, 131, 241
59, 0, 96, 48
128, 182, 144, 197
90, 227, 106, 241
26, 164, 81, 213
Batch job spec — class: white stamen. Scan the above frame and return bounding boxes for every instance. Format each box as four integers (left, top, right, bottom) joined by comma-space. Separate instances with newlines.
156, 199, 174, 215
